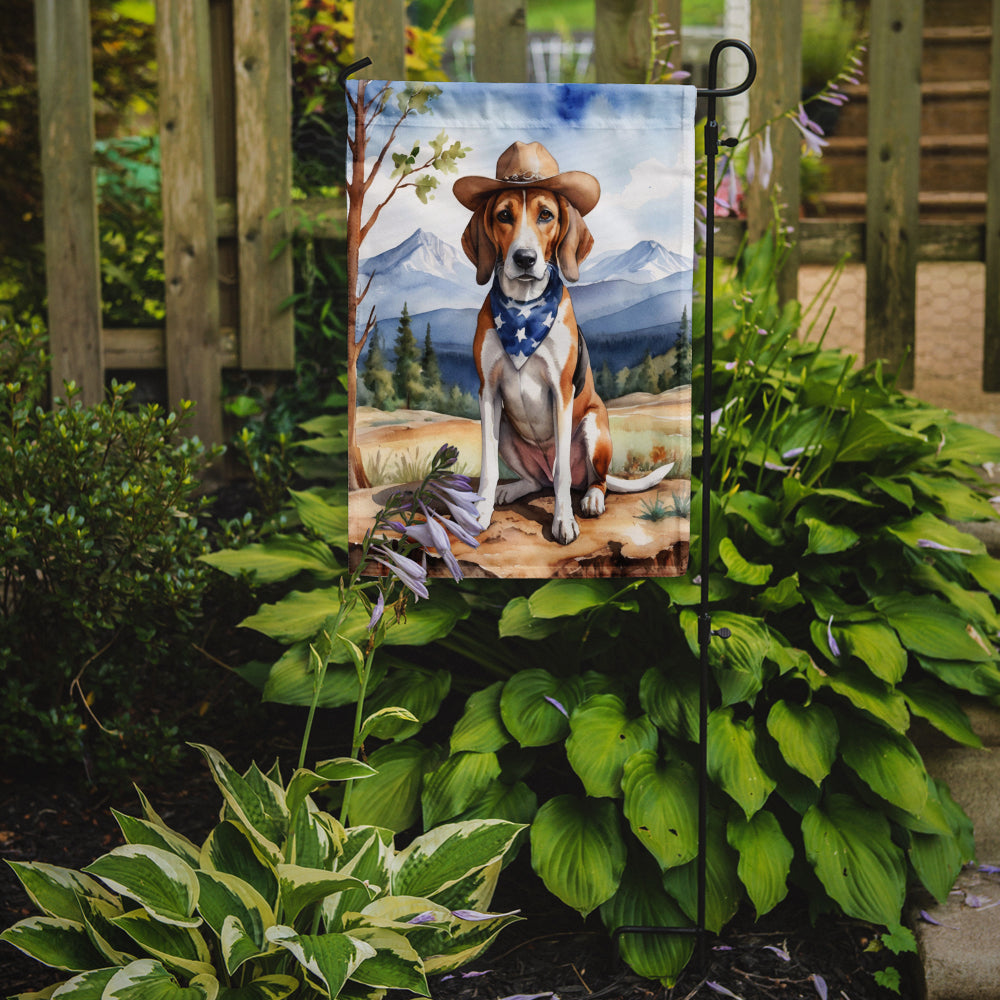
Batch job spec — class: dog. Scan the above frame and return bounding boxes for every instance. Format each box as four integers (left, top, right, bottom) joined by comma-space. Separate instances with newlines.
453, 141, 673, 546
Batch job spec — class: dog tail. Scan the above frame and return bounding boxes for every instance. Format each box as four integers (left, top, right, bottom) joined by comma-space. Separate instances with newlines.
605, 463, 674, 494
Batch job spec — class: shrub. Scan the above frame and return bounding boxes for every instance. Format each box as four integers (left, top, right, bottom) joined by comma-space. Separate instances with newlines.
210, 233, 1000, 985
0, 316, 219, 783
1, 743, 524, 997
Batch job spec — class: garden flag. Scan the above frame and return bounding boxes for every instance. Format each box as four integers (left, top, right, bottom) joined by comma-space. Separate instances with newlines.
346, 81, 696, 579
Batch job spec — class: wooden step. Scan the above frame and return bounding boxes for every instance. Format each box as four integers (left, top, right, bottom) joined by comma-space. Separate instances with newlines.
813, 190, 987, 222
833, 80, 991, 138
922, 0, 992, 28
922, 25, 993, 83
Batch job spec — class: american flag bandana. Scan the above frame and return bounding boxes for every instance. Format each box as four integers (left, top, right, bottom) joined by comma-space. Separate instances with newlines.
490, 264, 564, 369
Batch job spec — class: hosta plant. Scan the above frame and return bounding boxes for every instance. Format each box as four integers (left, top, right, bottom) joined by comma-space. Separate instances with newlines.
1, 744, 523, 999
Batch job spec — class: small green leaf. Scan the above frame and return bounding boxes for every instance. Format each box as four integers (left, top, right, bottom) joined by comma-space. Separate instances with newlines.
347, 740, 441, 832
876, 594, 995, 662
499, 670, 584, 747
727, 811, 793, 917
765, 701, 838, 786
450, 682, 511, 754
526, 579, 621, 618
200, 536, 340, 584
839, 718, 929, 817
707, 707, 776, 818
421, 751, 502, 828
719, 537, 773, 585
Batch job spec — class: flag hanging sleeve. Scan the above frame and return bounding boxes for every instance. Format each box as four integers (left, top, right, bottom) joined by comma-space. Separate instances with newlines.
346, 81, 696, 579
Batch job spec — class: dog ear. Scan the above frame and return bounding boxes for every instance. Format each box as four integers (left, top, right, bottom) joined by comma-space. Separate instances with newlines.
461, 196, 499, 285
555, 195, 594, 283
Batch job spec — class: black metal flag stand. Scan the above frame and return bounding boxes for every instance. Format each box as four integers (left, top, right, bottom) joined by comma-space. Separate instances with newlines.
340, 38, 758, 974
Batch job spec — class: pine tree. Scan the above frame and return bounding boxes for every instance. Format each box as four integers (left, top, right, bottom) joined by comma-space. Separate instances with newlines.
362, 326, 395, 409
421, 323, 443, 409
638, 350, 659, 393
392, 303, 423, 410
596, 360, 616, 401
671, 306, 692, 387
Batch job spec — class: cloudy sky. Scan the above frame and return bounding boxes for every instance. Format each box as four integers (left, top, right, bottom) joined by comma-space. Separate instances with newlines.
348, 80, 697, 264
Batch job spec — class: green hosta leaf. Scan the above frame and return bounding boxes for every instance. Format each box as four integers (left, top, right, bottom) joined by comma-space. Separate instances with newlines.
967, 553, 1000, 597
346, 926, 428, 994
216, 975, 299, 1000
839, 718, 928, 817
83, 846, 200, 928
527, 579, 624, 618
530, 795, 626, 917
916, 655, 1000, 697
450, 682, 511, 754
360, 706, 421, 742
0, 916, 107, 971
453, 779, 538, 827
834, 410, 927, 463
499, 670, 584, 747
285, 759, 376, 822
103, 959, 218, 1000
802, 793, 906, 926
195, 871, 274, 974
112, 812, 201, 868
803, 517, 859, 555
4, 862, 118, 922
727, 811, 793, 917
621, 751, 699, 871
421, 751, 502, 828
111, 908, 214, 978
265, 926, 375, 997
724, 490, 784, 545
765, 700, 838, 786
190, 746, 287, 863
393, 820, 524, 901
362, 667, 451, 740
901, 680, 982, 748
834, 621, 907, 684
707, 708, 776, 818
261, 643, 384, 709
288, 487, 348, 545
909, 805, 967, 906
497, 596, 564, 639
599, 853, 694, 987
906, 472, 998, 521
719, 536, 772, 585
886, 512, 985, 557
200, 822, 278, 910
755, 573, 805, 614
347, 740, 442, 832
936, 421, 1000, 465
565, 695, 658, 798
809, 661, 910, 732
875, 594, 995, 662
277, 865, 374, 925
680, 610, 770, 706
661, 811, 741, 933
639, 664, 699, 742
200, 536, 340, 584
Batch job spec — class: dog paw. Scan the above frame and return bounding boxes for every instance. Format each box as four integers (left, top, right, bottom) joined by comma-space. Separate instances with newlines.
580, 487, 606, 517
475, 506, 495, 534
552, 514, 580, 545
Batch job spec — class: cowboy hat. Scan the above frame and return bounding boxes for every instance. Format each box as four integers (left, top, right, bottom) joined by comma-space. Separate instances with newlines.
453, 140, 601, 216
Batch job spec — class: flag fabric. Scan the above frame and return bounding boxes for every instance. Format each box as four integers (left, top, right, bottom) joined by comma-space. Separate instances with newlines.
347, 80, 696, 578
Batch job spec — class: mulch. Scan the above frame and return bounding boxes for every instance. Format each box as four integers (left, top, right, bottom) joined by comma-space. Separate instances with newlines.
1, 746, 912, 1000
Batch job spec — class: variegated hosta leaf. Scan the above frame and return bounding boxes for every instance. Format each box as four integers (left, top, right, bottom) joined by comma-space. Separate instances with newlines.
112, 810, 201, 868
200, 822, 278, 910
288, 802, 343, 870
566, 695, 658, 799
323, 829, 393, 931
4, 861, 118, 922
83, 846, 200, 928
276, 864, 375, 925
391, 820, 524, 901
450, 681, 511, 754
77, 894, 136, 966
110, 908, 213, 978
190, 745, 287, 863
285, 760, 375, 823
420, 751, 501, 829
424, 859, 501, 916
214, 974, 300, 999
706, 707, 776, 819
0, 916, 107, 971
195, 871, 274, 974
102, 958, 218, 999
421, 907, 522, 975
45, 966, 118, 997
599, 854, 694, 987
529, 795, 626, 917
621, 751, 699, 871
802, 793, 906, 926
765, 700, 838, 786
499, 670, 585, 747
345, 926, 429, 995
727, 810, 793, 918
265, 926, 376, 998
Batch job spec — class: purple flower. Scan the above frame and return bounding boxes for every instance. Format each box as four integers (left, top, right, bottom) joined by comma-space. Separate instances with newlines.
544, 695, 569, 718
763, 944, 790, 961
917, 539, 972, 554
407, 911, 438, 925
707, 983, 742, 999
424, 486, 483, 543
451, 908, 520, 921
370, 544, 429, 600
812, 974, 828, 1000
391, 505, 464, 581
367, 590, 385, 631
791, 104, 829, 156
827, 616, 841, 658
747, 125, 773, 190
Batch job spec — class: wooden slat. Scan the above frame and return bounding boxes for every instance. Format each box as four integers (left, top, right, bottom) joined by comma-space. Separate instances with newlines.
864, 0, 923, 389
157, 0, 223, 444
102, 328, 238, 369
474, 0, 527, 82
984, 0, 1000, 390
594, 0, 654, 84
746, 0, 801, 304
34, 0, 103, 404
355, 0, 406, 80
233, 0, 294, 369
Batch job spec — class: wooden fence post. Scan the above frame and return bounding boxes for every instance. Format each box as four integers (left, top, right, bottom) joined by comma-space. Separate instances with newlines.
746, 0, 801, 305
355, 0, 406, 79
157, 0, 223, 445
233, 0, 294, 369
865, 0, 923, 389
34, 0, 104, 405
594, 0, 655, 84
983, 0, 1000, 391
474, 0, 527, 82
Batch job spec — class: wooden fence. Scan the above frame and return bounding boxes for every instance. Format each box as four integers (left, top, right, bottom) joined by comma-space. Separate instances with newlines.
33, 0, 1000, 446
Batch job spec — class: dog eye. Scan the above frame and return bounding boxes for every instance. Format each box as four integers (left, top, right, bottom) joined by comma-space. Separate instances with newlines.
538, 208, 555, 222
497, 208, 514, 224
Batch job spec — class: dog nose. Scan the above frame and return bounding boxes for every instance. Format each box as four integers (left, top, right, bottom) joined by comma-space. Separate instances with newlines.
513, 249, 536, 271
